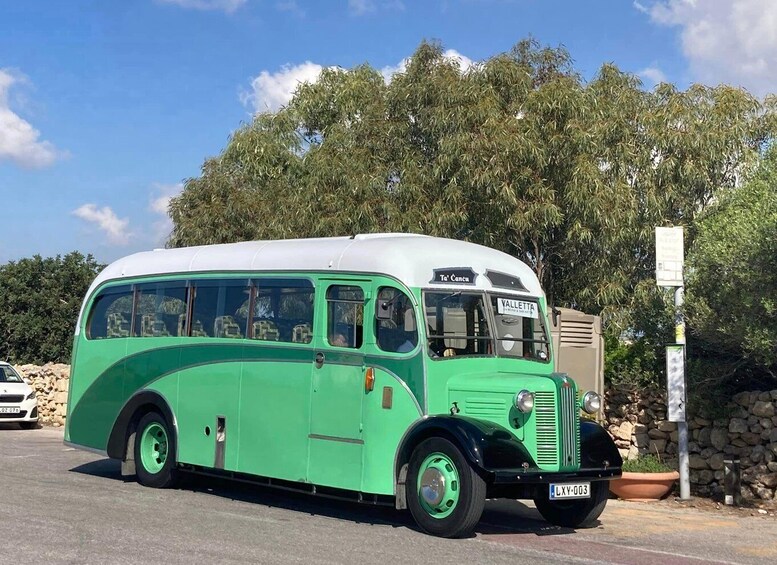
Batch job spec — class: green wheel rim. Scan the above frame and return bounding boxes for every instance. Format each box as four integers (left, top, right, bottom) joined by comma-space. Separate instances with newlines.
416, 452, 460, 519
139, 421, 169, 474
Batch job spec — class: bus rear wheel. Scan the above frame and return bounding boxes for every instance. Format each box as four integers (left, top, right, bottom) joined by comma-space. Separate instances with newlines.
533, 480, 609, 528
133, 411, 178, 489
406, 437, 486, 538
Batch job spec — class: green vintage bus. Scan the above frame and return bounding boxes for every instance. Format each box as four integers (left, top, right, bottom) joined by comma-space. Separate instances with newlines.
65, 234, 621, 538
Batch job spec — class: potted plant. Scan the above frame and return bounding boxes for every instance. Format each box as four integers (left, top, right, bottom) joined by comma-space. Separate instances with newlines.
609, 454, 680, 501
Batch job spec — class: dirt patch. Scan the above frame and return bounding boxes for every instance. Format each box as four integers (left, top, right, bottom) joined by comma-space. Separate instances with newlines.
653, 494, 777, 518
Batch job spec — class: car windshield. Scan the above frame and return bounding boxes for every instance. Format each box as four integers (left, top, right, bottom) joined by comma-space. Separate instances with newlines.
423, 291, 550, 362
0, 366, 23, 383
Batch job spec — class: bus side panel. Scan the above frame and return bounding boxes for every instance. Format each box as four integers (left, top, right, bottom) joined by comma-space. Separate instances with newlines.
360, 368, 422, 495
238, 358, 311, 483
66, 338, 128, 451
176, 362, 241, 470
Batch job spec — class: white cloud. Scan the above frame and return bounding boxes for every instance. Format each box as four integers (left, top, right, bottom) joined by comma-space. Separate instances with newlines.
0, 69, 63, 169
241, 61, 326, 113
639, 66, 668, 86
242, 49, 474, 112
157, 0, 247, 13
348, 0, 376, 15
380, 49, 474, 82
348, 0, 404, 15
149, 182, 183, 244
72, 204, 131, 246
638, 0, 777, 95
276, 0, 304, 17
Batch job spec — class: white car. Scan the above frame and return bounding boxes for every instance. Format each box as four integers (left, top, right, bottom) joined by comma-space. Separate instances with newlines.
0, 362, 38, 429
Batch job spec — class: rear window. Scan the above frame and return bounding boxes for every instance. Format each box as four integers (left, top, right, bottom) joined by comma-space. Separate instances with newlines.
86, 285, 134, 339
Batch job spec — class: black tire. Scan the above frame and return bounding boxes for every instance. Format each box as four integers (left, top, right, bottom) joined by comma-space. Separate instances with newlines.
406, 437, 486, 538
19, 421, 37, 430
533, 480, 609, 528
133, 411, 178, 489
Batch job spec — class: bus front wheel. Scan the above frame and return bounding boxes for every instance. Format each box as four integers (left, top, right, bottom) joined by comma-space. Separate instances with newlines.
406, 437, 486, 538
133, 411, 178, 489
533, 480, 609, 528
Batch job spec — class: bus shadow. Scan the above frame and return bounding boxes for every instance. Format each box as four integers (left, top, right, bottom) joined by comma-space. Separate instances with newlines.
477, 499, 580, 536
69, 459, 579, 537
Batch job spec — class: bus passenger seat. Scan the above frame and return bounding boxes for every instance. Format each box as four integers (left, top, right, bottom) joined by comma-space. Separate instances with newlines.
106, 313, 130, 338
190, 320, 208, 337
292, 323, 312, 344
253, 320, 280, 341
214, 315, 242, 339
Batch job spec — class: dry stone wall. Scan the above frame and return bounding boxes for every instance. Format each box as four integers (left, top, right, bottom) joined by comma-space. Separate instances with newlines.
605, 385, 777, 501
13, 363, 70, 427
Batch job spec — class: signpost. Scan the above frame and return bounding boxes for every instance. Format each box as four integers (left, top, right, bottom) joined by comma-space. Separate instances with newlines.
656, 227, 690, 500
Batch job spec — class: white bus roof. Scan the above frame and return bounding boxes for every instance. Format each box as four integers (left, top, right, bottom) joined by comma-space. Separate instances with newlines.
89, 234, 543, 296
76, 234, 543, 335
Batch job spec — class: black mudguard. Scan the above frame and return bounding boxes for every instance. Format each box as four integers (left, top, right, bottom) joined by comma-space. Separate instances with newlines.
396, 415, 536, 478
106, 390, 176, 460
580, 419, 623, 470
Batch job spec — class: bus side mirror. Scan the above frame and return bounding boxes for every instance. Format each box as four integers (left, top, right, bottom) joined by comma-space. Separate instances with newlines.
376, 301, 392, 320
552, 306, 560, 327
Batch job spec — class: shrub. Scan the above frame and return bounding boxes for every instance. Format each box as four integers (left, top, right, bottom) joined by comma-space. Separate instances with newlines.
622, 454, 674, 473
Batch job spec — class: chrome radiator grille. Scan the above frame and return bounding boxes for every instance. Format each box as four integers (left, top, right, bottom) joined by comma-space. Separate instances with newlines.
534, 391, 558, 467
559, 384, 580, 467
534, 385, 580, 469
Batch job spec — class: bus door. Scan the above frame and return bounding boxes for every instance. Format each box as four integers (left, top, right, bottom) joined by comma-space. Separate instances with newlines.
307, 280, 370, 490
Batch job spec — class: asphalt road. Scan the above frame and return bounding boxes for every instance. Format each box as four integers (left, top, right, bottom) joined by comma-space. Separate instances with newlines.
2, 425, 776, 565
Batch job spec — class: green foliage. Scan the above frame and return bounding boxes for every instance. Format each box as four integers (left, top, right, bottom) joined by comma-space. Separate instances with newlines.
0, 253, 102, 364
622, 454, 674, 473
169, 38, 775, 324
685, 148, 777, 388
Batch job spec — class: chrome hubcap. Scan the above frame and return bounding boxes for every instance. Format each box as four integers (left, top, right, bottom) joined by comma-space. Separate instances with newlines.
420, 467, 446, 506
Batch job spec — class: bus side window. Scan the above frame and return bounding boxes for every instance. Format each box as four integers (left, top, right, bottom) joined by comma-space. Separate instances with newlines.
133, 283, 188, 337
190, 280, 251, 339
375, 287, 417, 353
86, 285, 133, 339
251, 279, 315, 343
326, 285, 364, 349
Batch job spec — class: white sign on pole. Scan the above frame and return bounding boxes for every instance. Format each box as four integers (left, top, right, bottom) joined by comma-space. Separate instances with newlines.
656, 227, 684, 287
666, 344, 686, 422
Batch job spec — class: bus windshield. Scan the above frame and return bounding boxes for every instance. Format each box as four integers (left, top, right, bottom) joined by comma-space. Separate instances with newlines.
424, 291, 550, 361
489, 294, 549, 361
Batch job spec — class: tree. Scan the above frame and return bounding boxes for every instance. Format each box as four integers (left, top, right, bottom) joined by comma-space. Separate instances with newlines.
685, 148, 777, 388
0, 253, 103, 364
168, 39, 775, 324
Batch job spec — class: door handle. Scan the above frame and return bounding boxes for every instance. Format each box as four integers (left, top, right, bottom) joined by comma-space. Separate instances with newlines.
315, 352, 325, 367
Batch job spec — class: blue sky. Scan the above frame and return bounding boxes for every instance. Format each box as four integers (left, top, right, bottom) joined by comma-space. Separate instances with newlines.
1, 0, 775, 265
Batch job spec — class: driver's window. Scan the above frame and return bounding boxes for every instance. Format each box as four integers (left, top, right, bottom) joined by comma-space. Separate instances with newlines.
375, 287, 417, 353
326, 285, 364, 348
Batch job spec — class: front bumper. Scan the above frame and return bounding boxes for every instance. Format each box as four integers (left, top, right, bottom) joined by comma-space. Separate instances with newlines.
492, 466, 622, 485
0, 398, 39, 423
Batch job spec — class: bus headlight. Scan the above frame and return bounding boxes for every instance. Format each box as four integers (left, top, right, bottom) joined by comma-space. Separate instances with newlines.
582, 391, 601, 414
514, 390, 534, 413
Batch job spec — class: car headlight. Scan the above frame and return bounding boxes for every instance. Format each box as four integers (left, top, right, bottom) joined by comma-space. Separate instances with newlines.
581, 391, 601, 414
26, 391, 36, 401
514, 390, 534, 413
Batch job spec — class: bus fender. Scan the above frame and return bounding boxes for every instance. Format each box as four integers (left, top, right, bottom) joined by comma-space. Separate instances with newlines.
394, 415, 535, 508
580, 420, 623, 469
106, 390, 177, 468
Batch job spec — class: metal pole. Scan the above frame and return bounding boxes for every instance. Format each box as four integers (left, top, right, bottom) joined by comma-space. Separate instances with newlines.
675, 287, 691, 500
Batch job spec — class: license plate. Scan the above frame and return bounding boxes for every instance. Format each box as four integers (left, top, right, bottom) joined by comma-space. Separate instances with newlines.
549, 482, 590, 500
0, 407, 20, 414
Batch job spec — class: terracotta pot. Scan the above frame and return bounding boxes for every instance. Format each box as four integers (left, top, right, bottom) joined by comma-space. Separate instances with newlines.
609, 471, 680, 501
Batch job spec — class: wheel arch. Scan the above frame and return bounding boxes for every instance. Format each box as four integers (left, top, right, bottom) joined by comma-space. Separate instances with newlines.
106, 390, 177, 461
393, 415, 535, 509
